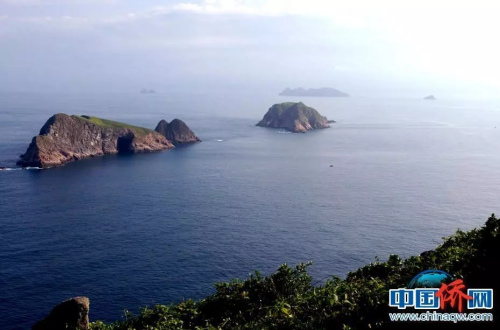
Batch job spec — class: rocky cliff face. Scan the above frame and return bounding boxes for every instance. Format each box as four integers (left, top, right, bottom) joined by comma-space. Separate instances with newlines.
256, 102, 333, 133
17, 114, 174, 168
33, 297, 89, 330
154, 119, 201, 144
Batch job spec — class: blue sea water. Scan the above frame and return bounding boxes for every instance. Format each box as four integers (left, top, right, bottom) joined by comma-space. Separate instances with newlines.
1, 92, 500, 329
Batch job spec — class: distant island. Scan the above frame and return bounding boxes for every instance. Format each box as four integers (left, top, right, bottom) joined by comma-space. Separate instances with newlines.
140, 89, 156, 94
423, 95, 436, 100
17, 114, 200, 168
256, 102, 333, 133
279, 87, 349, 97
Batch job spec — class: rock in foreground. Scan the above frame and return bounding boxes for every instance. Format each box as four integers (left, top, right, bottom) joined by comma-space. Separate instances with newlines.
155, 119, 201, 144
279, 87, 349, 97
17, 114, 174, 168
33, 297, 89, 330
256, 102, 333, 133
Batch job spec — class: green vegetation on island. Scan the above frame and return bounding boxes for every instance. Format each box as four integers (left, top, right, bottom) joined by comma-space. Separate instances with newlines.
77, 115, 155, 137
89, 214, 500, 329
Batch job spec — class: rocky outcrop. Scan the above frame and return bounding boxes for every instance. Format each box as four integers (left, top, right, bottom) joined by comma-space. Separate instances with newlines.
424, 95, 436, 100
17, 114, 174, 168
154, 119, 201, 144
33, 297, 89, 330
279, 87, 349, 97
256, 102, 333, 133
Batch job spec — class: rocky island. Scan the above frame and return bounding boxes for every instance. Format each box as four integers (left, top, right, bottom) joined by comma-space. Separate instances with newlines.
279, 87, 349, 97
154, 119, 201, 144
424, 94, 436, 100
256, 102, 333, 133
17, 114, 177, 168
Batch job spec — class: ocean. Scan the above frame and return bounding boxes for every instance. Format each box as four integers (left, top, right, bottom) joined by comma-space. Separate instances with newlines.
1, 92, 500, 329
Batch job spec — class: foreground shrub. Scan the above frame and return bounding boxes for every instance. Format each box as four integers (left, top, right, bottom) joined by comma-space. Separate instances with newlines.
91, 214, 500, 329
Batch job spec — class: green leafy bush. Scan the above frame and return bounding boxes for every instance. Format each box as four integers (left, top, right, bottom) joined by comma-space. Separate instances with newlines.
91, 214, 500, 329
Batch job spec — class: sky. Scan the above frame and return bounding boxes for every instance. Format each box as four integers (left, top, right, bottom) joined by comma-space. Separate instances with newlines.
1, 0, 500, 97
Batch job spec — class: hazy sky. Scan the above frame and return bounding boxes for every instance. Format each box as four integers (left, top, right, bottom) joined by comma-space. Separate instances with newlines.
1, 0, 500, 97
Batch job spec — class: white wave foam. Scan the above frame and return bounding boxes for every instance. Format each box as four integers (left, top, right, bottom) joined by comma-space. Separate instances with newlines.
0, 167, 19, 171
0, 167, 42, 171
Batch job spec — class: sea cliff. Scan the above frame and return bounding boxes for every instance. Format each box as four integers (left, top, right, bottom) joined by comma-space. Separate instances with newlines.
154, 119, 201, 144
17, 114, 174, 168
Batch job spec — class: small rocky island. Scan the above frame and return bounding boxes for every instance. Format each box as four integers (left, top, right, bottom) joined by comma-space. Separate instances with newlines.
424, 95, 436, 100
17, 114, 200, 168
279, 87, 349, 97
155, 119, 201, 144
256, 102, 333, 133
140, 89, 156, 94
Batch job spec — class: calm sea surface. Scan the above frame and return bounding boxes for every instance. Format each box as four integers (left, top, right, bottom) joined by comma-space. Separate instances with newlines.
1, 92, 500, 329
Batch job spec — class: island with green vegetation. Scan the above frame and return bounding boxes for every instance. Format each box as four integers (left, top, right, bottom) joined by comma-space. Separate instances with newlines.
34, 214, 500, 329
17, 114, 200, 168
256, 102, 333, 133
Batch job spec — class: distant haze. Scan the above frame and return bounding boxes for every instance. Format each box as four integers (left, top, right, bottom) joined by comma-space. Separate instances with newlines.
1, 0, 500, 98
